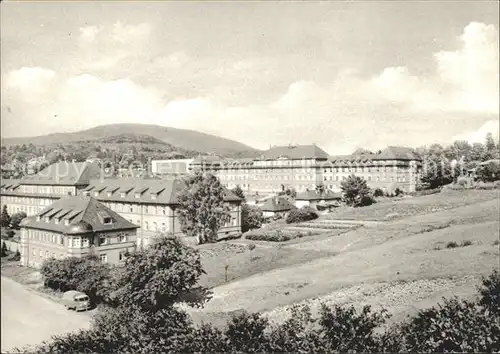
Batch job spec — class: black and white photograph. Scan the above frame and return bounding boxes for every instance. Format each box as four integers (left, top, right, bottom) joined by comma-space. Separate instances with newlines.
0, 1, 499, 353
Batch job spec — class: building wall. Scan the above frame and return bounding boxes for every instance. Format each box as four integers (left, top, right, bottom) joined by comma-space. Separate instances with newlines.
3, 191, 242, 248
216, 158, 420, 195
20, 227, 137, 268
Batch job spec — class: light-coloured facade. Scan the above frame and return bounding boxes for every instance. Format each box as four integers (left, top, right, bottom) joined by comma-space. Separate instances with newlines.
1, 162, 243, 247
19, 196, 138, 268
191, 145, 422, 195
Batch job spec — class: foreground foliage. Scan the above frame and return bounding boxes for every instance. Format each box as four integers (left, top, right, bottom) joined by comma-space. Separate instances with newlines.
177, 171, 231, 244
40, 255, 112, 304
286, 205, 319, 224
27, 240, 500, 354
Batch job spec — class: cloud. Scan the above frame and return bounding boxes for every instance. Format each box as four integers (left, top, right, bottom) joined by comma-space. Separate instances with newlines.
1, 22, 498, 155
79, 25, 103, 43
3, 67, 56, 90
453, 119, 500, 143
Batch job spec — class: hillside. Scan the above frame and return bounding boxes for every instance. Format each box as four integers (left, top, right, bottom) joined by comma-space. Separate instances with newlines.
1, 124, 261, 158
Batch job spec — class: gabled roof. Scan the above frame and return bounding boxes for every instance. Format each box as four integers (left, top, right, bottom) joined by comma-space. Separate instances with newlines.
20, 162, 102, 186
295, 190, 342, 201
374, 146, 421, 161
20, 196, 138, 234
84, 177, 242, 205
260, 144, 329, 160
260, 197, 296, 212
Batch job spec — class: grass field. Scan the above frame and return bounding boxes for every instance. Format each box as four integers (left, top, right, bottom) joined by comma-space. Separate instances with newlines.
185, 189, 499, 325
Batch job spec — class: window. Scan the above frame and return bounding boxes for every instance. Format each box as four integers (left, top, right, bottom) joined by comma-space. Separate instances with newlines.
99, 254, 107, 263
82, 238, 89, 247
144, 221, 149, 230
119, 252, 126, 261
99, 235, 107, 246
129, 206, 133, 213
161, 222, 166, 232
73, 238, 81, 248
153, 222, 158, 232
103, 217, 112, 225
119, 234, 127, 243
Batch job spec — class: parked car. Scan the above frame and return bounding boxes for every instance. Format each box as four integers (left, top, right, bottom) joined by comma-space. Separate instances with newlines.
62, 290, 90, 311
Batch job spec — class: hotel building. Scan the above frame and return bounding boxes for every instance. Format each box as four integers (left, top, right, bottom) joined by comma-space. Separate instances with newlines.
182, 145, 422, 195
1, 161, 243, 246
19, 196, 138, 268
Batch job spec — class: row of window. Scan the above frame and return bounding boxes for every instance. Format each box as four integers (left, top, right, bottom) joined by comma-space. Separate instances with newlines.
1, 196, 54, 206
21, 185, 75, 195
24, 230, 128, 247
101, 202, 170, 216
26, 249, 109, 263
323, 176, 407, 182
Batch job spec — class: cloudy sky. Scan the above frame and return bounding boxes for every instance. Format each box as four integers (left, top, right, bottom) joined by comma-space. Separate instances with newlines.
1, 1, 498, 154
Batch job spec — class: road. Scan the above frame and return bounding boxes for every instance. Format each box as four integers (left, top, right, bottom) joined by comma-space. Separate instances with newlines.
1, 276, 92, 352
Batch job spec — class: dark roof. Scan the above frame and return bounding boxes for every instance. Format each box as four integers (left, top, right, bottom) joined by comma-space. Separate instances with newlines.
20, 161, 102, 186
260, 144, 329, 160
0, 179, 22, 191
329, 146, 421, 164
376, 146, 421, 161
260, 197, 296, 212
20, 196, 138, 234
84, 177, 241, 205
295, 190, 342, 201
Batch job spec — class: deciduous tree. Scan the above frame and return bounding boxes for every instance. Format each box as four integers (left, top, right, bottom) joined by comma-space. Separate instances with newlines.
0, 205, 11, 228
241, 204, 263, 233
340, 175, 373, 207
177, 171, 231, 244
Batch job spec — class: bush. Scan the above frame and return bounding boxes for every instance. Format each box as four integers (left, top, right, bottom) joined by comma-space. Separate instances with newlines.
6, 230, 15, 238
1, 241, 8, 257
29, 270, 500, 354
341, 175, 373, 207
286, 206, 318, 224
476, 161, 500, 182
41, 255, 112, 304
12, 249, 21, 261
374, 188, 384, 197
461, 240, 473, 247
245, 229, 319, 242
241, 204, 264, 233
446, 241, 458, 248
394, 188, 404, 196
10, 211, 27, 230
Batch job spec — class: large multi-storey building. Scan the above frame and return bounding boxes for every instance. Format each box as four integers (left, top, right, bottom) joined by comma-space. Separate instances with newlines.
184, 145, 422, 195
1, 161, 243, 246
19, 196, 138, 267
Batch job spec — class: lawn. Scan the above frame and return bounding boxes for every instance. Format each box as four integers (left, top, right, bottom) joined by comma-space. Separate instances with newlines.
324, 189, 498, 221
184, 190, 499, 326
197, 241, 333, 288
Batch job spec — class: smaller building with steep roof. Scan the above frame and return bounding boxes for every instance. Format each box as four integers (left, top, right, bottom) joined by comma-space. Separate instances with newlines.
260, 196, 296, 219
19, 196, 139, 268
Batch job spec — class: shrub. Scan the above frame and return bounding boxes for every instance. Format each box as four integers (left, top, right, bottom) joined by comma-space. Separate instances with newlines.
399, 295, 500, 352
476, 161, 500, 182
374, 188, 384, 197
341, 175, 373, 207
10, 211, 27, 230
446, 241, 458, 248
41, 255, 112, 304
286, 206, 318, 224
1, 241, 8, 257
6, 230, 15, 238
461, 240, 473, 247
394, 187, 404, 196
241, 204, 264, 233
12, 249, 21, 261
